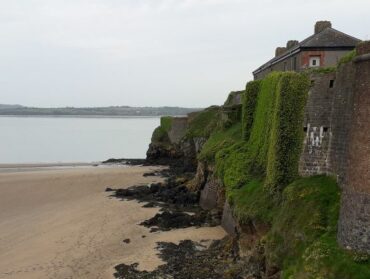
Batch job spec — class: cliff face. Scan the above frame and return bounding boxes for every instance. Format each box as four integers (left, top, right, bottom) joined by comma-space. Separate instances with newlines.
146, 43, 370, 278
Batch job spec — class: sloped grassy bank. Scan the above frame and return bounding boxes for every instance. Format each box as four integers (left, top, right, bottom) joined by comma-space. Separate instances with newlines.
147, 71, 370, 278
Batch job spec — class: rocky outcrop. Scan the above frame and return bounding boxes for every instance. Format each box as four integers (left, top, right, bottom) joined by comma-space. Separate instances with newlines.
146, 116, 202, 172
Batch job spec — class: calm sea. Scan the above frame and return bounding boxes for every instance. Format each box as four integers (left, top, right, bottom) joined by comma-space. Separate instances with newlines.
0, 116, 160, 164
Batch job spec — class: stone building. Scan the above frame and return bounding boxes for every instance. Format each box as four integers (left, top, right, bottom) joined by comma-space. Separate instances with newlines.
253, 21, 360, 80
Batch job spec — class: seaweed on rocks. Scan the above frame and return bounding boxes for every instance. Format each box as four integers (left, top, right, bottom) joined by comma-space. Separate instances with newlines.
140, 210, 221, 232
113, 237, 260, 279
111, 177, 221, 232
110, 163, 222, 232
112, 176, 200, 211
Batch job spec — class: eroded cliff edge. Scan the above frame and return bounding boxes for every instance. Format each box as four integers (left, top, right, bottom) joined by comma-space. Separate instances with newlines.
146, 42, 370, 278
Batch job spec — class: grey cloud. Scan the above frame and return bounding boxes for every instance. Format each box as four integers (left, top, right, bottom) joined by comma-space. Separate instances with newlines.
0, 0, 369, 107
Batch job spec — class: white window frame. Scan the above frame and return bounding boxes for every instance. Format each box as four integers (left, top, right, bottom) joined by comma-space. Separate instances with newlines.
309, 56, 321, 68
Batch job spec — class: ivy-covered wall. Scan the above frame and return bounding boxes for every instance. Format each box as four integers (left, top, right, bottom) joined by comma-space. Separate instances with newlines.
215, 72, 309, 194
242, 80, 261, 141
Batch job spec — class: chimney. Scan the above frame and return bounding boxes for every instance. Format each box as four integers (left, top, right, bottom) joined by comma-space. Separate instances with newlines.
286, 40, 299, 49
275, 47, 287, 57
315, 21, 332, 34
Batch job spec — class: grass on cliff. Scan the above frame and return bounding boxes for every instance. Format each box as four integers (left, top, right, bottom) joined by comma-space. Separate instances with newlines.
186, 106, 221, 138
227, 175, 370, 278
228, 179, 278, 224
198, 123, 242, 163
266, 175, 370, 279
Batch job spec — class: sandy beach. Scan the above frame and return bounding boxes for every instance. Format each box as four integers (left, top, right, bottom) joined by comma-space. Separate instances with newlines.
0, 165, 226, 279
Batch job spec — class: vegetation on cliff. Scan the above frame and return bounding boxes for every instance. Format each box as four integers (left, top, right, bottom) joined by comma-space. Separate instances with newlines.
213, 72, 309, 194
266, 175, 370, 279
148, 70, 370, 278
151, 116, 173, 144
185, 106, 221, 138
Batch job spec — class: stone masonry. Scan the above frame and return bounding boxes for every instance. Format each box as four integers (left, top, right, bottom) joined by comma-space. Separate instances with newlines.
168, 117, 188, 144
297, 42, 370, 252
338, 42, 370, 252
299, 72, 336, 176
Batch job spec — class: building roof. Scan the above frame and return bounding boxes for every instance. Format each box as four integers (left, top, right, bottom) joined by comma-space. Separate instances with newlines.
253, 27, 361, 75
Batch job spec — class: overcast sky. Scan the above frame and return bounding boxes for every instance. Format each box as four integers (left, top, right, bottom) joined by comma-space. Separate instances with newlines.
1, 0, 369, 108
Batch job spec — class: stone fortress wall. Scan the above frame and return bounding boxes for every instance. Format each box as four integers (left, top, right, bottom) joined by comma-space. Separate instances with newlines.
338, 42, 370, 252
296, 42, 370, 252
160, 42, 370, 252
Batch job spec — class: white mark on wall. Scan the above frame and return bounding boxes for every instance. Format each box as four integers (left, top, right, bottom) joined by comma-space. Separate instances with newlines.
305, 124, 328, 153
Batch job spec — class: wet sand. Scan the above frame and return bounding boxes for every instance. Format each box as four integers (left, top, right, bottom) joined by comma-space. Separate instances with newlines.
0, 166, 225, 279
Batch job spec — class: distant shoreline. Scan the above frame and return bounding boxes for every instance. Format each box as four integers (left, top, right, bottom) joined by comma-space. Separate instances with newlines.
0, 162, 128, 173
0, 114, 164, 119
0, 104, 202, 117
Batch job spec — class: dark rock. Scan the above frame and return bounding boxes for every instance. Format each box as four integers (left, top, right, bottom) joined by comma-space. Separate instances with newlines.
102, 158, 146, 165
123, 238, 131, 244
105, 187, 114, 192
143, 172, 157, 177
113, 238, 255, 279
140, 211, 206, 232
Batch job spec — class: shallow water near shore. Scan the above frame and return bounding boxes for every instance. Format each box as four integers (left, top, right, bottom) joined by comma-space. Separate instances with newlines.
0, 116, 160, 164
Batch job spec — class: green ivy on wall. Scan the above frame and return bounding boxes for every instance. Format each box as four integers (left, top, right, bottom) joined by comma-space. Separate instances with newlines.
242, 80, 261, 141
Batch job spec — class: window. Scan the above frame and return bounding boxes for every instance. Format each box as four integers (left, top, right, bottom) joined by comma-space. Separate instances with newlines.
309, 56, 321, 68
329, 80, 335, 88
